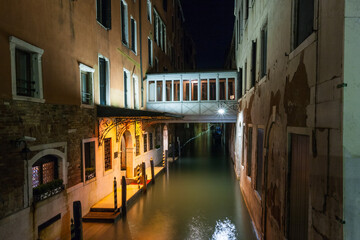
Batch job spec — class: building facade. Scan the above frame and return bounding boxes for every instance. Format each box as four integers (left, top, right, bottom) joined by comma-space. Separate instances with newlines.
0, 0, 194, 239
231, 0, 360, 239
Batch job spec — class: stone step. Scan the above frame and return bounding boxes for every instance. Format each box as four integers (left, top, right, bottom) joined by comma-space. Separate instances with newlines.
82, 211, 121, 223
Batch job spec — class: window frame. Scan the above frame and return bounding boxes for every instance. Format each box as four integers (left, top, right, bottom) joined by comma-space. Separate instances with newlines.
103, 137, 113, 172
121, 0, 129, 46
123, 68, 131, 108
147, 0, 152, 23
9, 36, 44, 103
96, 0, 112, 30
143, 133, 148, 153
79, 63, 95, 107
148, 37, 153, 66
246, 125, 253, 179
98, 54, 111, 106
130, 16, 137, 54
82, 138, 97, 183
260, 22, 268, 79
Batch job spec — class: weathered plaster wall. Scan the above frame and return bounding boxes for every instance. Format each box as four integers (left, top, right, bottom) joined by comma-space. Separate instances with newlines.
343, 0, 360, 239
233, 0, 345, 239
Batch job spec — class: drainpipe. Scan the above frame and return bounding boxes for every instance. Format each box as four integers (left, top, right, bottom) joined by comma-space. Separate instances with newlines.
139, 0, 144, 108
263, 107, 276, 239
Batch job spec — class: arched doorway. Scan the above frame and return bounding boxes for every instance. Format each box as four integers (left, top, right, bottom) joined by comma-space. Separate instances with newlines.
122, 131, 134, 178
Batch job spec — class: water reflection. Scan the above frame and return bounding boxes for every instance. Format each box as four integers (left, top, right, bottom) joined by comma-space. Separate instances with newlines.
83, 133, 256, 240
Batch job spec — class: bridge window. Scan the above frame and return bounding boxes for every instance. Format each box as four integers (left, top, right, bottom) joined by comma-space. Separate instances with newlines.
173, 80, 180, 101
156, 81, 163, 101
209, 79, 216, 100
201, 79, 207, 100
219, 78, 226, 100
191, 80, 198, 101
228, 78, 235, 100
149, 81, 155, 101
183, 80, 190, 101
166, 81, 172, 101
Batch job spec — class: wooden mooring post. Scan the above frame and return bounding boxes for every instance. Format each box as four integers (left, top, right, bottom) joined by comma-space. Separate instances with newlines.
113, 177, 117, 212
150, 158, 155, 183
121, 176, 127, 216
141, 162, 147, 192
72, 201, 83, 240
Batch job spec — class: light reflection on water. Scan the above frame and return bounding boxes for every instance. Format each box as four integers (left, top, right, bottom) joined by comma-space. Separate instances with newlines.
83, 133, 256, 240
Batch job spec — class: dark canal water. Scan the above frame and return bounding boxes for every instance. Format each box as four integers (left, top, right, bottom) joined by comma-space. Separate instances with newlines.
84, 133, 257, 240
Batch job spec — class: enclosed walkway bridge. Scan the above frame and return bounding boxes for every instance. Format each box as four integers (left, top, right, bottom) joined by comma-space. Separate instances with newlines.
146, 71, 239, 123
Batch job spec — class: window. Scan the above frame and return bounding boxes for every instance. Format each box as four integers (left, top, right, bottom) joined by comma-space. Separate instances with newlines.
228, 78, 235, 100
136, 135, 140, 156
247, 127, 253, 177
143, 134, 148, 153
148, 81, 155, 101
133, 75, 139, 109
99, 55, 110, 105
79, 64, 95, 105
124, 68, 131, 108
131, 17, 137, 53
9, 36, 44, 101
183, 80, 190, 101
166, 81, 172, 101
96, 0, 111, 29
293, 0, 314, 49
256, 128, 264, 196
201, 79, 208, 100
148, 37, 153, 66
245, 0, 249, 22
241, 125, 245, 166
209, 79, 216, 100
244, 61, 248, 92
173, 80, 180, 101
219, 78, 226, 100
104, 138, 112, 171
261, 23, 268, 78
32, 156, 58, 188
82, 139, 96, 181
163, 0, 167, 12
251, 40, 257, 88
153, 10, 166, 51
147, 0, 152, 22
121, 0, 129, 45
238, 69, 243, 99
149, 132, 153, 150
154, 10, 159, 43
191, 80, 198, 101
156, 81, 163, 101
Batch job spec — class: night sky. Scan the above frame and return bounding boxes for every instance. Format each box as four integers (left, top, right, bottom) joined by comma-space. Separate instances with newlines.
180, 0, 235, 70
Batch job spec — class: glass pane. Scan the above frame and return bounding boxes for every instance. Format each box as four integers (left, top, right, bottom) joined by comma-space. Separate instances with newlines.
173, 80, 180, 101
219, 78, 226, 100
81, 71, 92, 104
104, 138, 112, 171
191, 80, 198, 101
84, 141, 96, 179
183, 80, 189, 101
143, 134, 148, 152
16, 49, 33, 97
201, 79, 208, 100
156, 81, 163, 101
166, 81, 172, 101
136, 135, 140, 156
149, 133, 153, 150
42, 161, 55, 184
32, 166, 40, 188
209, 79, 216, 100
149, 81, 155, 101
228, 78, 235, 100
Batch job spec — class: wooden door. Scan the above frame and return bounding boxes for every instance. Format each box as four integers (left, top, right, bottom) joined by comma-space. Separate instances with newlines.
289, 134, 309, 240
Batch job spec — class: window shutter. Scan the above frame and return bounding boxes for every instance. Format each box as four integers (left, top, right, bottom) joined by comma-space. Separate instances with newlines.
96, 0, 101, 22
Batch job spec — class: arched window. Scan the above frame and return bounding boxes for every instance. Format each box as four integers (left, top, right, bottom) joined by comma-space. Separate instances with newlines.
32, 155, 58, 188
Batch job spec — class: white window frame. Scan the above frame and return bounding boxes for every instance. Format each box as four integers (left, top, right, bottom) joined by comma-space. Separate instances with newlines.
9, 36, 44, 103
133, 74, 139, 109
79, 63, 95, 107
130, 16, 137, 54
82, 138, 97, 183
98, 54, 111, 106
121, 0, 129, 46
123, 68, 131, 108
147, 0, 152, 23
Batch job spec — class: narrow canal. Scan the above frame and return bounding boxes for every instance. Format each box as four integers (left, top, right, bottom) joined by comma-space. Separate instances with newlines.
84, 133, 257, 240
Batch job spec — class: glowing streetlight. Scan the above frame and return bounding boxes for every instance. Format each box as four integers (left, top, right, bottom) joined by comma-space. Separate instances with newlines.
218, 108, 225, 115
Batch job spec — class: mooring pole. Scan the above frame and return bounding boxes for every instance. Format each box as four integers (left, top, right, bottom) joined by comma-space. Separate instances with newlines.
141, 162, 147, 192
165, 150, 168, 172
121, 176, 127, 216
113, 177, 117, 212
73, 201, 83, 240
150, 158, 155, 183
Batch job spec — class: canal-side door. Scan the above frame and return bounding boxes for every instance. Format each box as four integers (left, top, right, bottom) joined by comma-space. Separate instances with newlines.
288, 134, 310, 240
